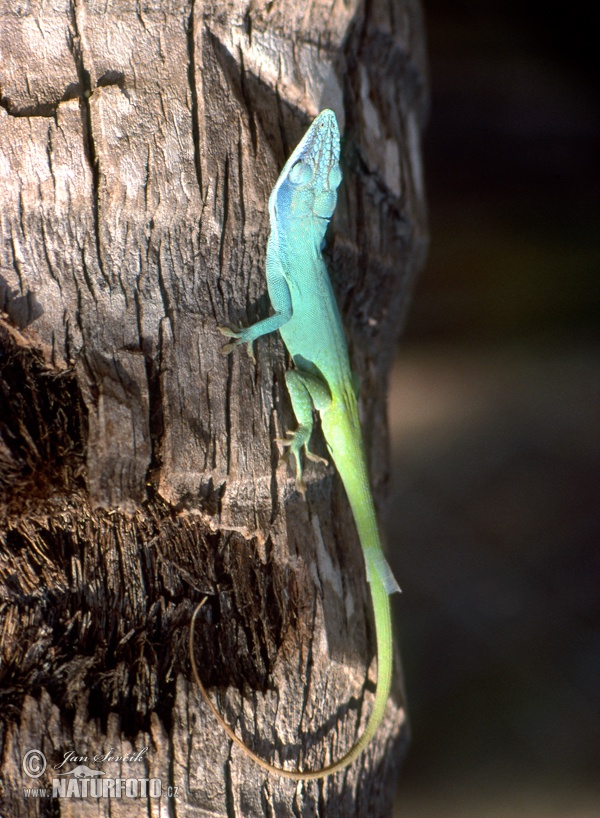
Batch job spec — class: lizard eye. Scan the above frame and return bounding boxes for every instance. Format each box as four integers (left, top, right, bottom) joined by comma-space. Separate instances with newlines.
288, 160, 313, 185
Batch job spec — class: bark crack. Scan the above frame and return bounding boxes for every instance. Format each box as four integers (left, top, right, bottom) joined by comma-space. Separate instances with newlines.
186, 0, 204, 196
167, 723, 178, 818
218, 154, 230, 281
238, 49, 258, 156
0, 83, 81, 118
156, 240, 175, 337
297, 593, 317, 765
224, 739, 237, 818
68, 1, 109, 291
224, 353, 233, 476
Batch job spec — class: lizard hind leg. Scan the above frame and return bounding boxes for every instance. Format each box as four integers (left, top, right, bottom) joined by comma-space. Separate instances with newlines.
275, 369, 331, 497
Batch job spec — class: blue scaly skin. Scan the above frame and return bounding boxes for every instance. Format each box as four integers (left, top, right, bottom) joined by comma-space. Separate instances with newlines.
190, 109, 401, 779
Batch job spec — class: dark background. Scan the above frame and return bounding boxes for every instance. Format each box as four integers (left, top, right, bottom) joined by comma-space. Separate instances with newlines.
389, 3, 599, 814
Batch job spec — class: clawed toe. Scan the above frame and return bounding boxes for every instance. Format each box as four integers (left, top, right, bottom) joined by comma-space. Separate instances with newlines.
218, 326, 256, 360
305, 450, 328, 465
218, 325, 241, 355
295, 476, 307, 499
221, 340, 239, 355
274, 433, 295, 449
218, 325, 240, 339
275, 431, 327, 497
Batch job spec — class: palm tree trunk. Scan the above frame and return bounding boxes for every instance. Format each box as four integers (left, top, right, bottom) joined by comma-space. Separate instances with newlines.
0, 1, 428, 815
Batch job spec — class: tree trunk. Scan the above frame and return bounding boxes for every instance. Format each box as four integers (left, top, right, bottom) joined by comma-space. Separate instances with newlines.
0, 1, 427, 815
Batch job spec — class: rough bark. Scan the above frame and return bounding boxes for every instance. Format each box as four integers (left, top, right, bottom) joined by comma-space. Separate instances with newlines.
0, 1, 428, 815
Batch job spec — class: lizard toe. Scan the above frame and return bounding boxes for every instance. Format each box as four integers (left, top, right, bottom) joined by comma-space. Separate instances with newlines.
220, 340, 240, 355
295, 476, 307, 499
305, 449, 328, 466
218, 325, 241, 338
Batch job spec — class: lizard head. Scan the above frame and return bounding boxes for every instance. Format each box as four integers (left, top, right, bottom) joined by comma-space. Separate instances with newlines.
268, 109, 342, 242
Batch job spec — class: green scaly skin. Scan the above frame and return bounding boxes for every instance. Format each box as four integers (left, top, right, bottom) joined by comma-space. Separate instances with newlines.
191, 109, 401, 779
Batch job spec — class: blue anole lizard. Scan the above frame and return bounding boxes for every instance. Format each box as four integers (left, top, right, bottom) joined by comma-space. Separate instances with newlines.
190, 109, 401, 779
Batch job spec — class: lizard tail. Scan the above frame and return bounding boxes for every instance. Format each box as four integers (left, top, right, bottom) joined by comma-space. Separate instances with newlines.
189, 569, 400, 780
366, 548, 402, 595
189, 411, 401, 779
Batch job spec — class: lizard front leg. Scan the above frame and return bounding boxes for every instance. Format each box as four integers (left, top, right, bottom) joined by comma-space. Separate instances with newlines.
276, 369, 331, 498
219, 253, 292, 358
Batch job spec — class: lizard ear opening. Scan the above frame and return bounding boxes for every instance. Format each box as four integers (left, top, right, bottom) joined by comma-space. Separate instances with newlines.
288, 160, 314, 186
313, 190, 337, 219
328, 165, 342, 190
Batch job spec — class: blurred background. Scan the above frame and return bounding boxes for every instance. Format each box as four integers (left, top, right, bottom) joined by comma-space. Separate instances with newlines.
388, 2, 599, 815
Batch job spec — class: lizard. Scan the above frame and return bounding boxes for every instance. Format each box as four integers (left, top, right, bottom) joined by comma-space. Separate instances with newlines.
189, 109, 401, 779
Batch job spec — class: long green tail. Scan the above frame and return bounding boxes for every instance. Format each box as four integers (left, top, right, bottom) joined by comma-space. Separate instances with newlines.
189, 393, 400, 778
189, 444, 399, 778
189, 563, 395, 779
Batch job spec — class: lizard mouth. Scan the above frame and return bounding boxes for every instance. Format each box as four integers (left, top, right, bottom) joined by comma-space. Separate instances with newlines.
268, 110, 341, 222
295, 110, 340, 187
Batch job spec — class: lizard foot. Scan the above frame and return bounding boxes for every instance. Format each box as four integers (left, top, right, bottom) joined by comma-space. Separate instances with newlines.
275, 433, 305, 496
218, 325, 255, 361
218, 325, 241, 354
274, 434, 297, 462
218, 325, 241, 338
305, 449, 328, 466
276, 433, 327, 466
295, 475, 307, 499
275, 431, 327, 497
